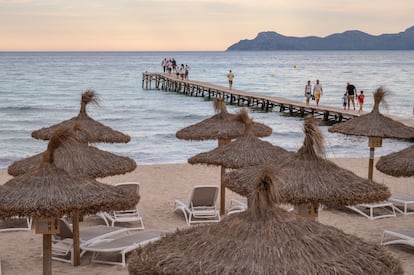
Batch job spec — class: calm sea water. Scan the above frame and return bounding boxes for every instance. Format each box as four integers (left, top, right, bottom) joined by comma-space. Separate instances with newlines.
0, 51, 413, 169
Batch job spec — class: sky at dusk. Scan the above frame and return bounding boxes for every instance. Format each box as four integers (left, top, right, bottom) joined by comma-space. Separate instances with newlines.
1, 0, 413, 51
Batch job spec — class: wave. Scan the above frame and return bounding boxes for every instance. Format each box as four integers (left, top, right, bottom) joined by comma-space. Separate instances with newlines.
0, 106, 47, 112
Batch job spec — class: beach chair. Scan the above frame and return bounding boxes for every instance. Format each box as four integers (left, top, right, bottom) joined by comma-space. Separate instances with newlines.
381, 229, 414, 248
52, 218, 130, 265
80, 230, 167, 267
388, 194, 414, 215
228, 197, 248, 215
98, 182, 144, 230
227, 197, 294, 215
173, 185, 220, 225
347, 202, 396, 220
0, 216, 33, 232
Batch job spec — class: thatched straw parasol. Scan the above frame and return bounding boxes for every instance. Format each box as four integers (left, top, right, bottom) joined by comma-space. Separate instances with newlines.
329, 87, 414, 180
128, 168, 402, 275
8, 125, 136, 178
177, 98, 272, 215
31, 90, 131, 143
189, 109, 290, 168
224, 116, 391, 218
176, 98, 272, 141
0, 128, 138, 275
376, 144, 414, 177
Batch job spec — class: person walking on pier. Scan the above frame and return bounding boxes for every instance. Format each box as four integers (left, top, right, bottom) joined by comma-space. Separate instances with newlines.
342, 92, 348, 110
304, 80, 312, 105
313, 79, 323, 106
346, 82, 356, 110
357, 90, 365, 112
227, 70, 235, 90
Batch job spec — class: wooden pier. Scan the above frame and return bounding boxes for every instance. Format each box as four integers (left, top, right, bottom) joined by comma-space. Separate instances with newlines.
142, 72, 413, 126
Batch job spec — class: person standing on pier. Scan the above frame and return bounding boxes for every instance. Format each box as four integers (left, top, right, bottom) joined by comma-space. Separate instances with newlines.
227, 70, 235, 90
172, 58, 177, 73
346, 82, 356, 110
304, 80, 312, 105
185, 64, 190, 80
161, 58, 167, 73
166, 59, 172, 75
313, 79, 323, 106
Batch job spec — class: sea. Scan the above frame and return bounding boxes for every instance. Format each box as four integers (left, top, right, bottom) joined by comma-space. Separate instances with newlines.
0, 51, 413, 169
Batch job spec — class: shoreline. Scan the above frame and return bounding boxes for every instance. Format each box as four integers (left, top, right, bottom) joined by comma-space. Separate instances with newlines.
0, 157, 413, 274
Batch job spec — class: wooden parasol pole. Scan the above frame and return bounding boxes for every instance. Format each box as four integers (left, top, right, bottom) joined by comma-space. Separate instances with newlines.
218, 138, 231, 215
72, 211, 81, 266
36, 216, 59, 275
43, 234, 52, 275
368, 147, 375, 180
368, 137, 382, 181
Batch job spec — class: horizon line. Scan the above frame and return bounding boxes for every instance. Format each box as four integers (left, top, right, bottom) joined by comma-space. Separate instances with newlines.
2, 49, 414, 53
0, 50, 227, 53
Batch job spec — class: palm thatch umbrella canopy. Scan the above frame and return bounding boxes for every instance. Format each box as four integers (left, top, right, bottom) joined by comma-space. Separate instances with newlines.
128, 169, 402, 275
224, 117, 390, 217
0, 128, 138, 275
176, 98, 272, 141
188, 109, 290, 168
329, 87, 414, 179
177, 98, 272, 215
31, 90, 131, 143
9, 125, 136, 178
376, 144, 414, 177
0, 158, 138, 218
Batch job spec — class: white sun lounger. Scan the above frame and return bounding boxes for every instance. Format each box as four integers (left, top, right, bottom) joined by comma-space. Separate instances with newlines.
97, 182, 144, 229
52, 218, 130, 265
228, 198, 248, 215
228, 197, 294, 215
347, 202, 396, 220
0, 216, 32, 232
80, 230, 166, 267
388, 194, 414, 215
381, 229, 414, 248
173, 185, 220, 225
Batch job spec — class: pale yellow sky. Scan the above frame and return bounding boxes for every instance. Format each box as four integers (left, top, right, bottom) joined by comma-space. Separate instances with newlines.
0, 0, 413, 51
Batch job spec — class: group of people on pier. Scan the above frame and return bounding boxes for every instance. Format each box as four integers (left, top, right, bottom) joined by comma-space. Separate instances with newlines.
343, 82, 364, 112
161, 58, 190, 80
305, 80, 365, 112
304, 79, 323, 106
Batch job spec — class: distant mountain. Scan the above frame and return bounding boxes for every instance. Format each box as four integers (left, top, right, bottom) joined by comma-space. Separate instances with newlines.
227, 26, 414, 50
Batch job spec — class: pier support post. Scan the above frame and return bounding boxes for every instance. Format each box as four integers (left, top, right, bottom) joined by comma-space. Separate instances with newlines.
323, 111, 329, 121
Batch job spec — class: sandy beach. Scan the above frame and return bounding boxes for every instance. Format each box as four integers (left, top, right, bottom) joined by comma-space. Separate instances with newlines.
0, 157, 413, 274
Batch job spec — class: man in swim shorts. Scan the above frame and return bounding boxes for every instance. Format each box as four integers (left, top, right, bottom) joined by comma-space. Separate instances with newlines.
346, 82, 356, 110
227, 70, 234, 90
313, 79, 323, 106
